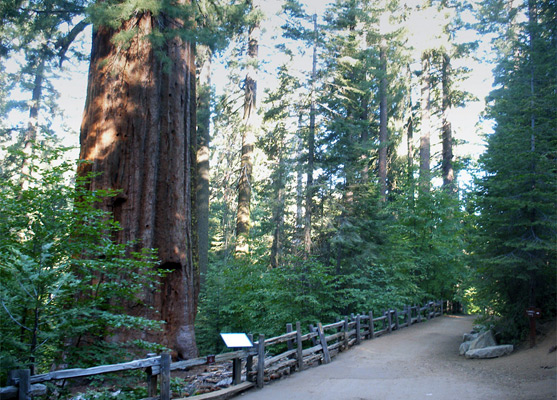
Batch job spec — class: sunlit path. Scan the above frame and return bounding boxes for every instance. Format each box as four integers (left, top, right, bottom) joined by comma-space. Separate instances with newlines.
237, 316, 556, 400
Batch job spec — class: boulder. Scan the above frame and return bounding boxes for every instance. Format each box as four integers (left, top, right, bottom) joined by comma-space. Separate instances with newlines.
463, 332, 479, 342
459, 341, 472, 355
465, 345, 514, 359
468, 330, 496, 351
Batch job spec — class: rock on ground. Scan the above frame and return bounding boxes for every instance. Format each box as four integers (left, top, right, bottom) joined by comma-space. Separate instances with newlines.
466, 345, 514, 359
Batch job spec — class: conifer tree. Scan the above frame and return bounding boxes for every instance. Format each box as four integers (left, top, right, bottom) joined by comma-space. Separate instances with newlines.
471, 0, 556, 339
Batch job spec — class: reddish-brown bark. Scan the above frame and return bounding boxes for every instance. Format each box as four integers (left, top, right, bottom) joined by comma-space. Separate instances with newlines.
77, 11, 198, 359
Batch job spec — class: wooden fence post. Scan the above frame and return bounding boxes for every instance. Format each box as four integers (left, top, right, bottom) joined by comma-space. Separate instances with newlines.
394, 309, 399, 331
387, 310, 392, 333
317, 323, 331, 364
257, 334, 265, 389
417, 304, 422, 323
308, 324, 318, 346
343, 317, 349, 349
369, 311, 375, 339
295, 321, 303, 371
426, 303, 431, 320
246, 334, 254, 382
10, 370, 30, 400
145, 353, 158, 397
160, 353, 171, 400
356, 315, 361, 345
286, 323, 296, 374
146, 367, 157, 397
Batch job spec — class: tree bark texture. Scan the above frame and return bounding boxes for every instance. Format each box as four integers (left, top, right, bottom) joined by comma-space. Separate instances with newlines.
196, 46, 211, 286
441, 52, 455, 192
419, 52, 431, 192
77, 10, 199, 359
236, 0, 260, 256
20, 53, 45, 188
304, 14, 318, 258
378, 40, 388, 200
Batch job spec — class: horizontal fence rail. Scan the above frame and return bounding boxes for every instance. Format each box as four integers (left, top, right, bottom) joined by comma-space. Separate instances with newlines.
1, 300, 444, 400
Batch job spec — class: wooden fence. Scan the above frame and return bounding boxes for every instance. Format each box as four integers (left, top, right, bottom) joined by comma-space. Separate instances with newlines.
1, 300, 443, 400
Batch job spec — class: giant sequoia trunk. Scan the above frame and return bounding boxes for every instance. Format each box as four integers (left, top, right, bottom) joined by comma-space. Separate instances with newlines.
77, 10, 198, 359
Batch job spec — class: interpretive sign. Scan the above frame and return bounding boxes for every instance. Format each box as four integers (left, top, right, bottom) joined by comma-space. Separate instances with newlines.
220, 333, 253, 348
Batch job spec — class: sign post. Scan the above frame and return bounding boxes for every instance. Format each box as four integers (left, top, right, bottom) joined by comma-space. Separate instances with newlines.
220, 333, 253, 385
525, 307, 541, 348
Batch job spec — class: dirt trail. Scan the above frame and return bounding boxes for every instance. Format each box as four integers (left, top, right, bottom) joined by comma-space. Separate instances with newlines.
237, 315, 556, 400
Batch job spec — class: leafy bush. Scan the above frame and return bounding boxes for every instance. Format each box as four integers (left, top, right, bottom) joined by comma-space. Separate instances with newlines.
0, 147, 163, 383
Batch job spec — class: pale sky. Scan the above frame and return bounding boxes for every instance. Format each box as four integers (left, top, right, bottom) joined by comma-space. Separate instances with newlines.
7, 0, 494, 166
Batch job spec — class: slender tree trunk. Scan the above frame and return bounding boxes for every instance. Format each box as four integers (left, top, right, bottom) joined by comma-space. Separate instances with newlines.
360, 96, 369, 183
270, 143, 285, 268
197, 45, 211, 286
527, 0, 538, 307
296, 115, 304, 235
407, 115, 414, 200
378, 39, 388, 200
419, 52, 431, 192
20, 54, 45, 188
77, 9, 198, 358
236, 0, 260, 256
441, 52, 455, 192
304, 14, 318, 258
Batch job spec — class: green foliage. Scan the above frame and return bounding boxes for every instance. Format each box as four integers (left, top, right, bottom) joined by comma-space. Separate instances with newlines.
468, 0, 557, 341
0, 146, 163, 382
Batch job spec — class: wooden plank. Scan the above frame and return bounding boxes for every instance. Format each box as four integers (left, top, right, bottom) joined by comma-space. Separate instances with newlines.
265, 359, 297, 374
328, 341, 343, 352
303, 353, 322, 366
29, 357, 160, 384
264, 349, 297, 368
300, 331, 318, 342
264, 331, 297, 347
171, 357, 207, 371
324, 331, 344, 342
181, 382, 255, 400
0, 384, 46, 400
171, 350, 255, 372
302, 343, 323, 357
317, 323, 331, 364
322, 320, 344, 330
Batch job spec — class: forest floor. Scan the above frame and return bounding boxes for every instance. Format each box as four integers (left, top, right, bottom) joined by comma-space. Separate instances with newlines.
236, 315, 556, 400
